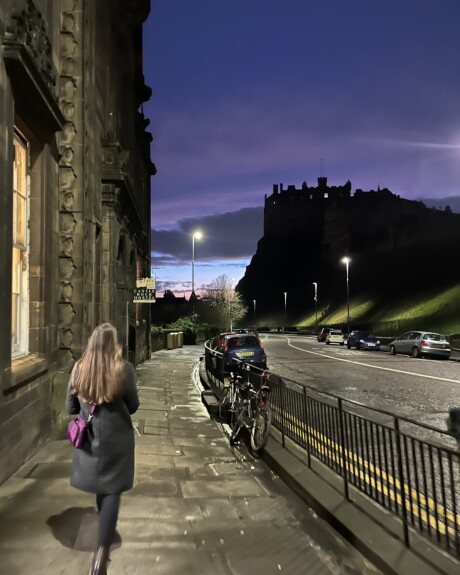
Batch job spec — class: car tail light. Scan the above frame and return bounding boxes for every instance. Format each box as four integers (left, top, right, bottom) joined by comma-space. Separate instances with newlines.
421, 340, 428, 347
224, 340, 229, 352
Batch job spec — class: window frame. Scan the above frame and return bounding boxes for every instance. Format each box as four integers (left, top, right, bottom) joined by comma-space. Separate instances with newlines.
11, 129, 30, 358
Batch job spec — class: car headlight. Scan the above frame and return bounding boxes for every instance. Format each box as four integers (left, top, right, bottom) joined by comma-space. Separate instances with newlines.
376, 340, 380, 345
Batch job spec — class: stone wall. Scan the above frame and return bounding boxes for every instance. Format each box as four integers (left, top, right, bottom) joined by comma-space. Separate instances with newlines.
0, 0, 153, 486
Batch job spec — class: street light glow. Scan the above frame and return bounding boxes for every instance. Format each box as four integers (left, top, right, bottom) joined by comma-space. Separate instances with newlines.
284, 292, 287, 331
192, 231, 203, 296
341, 257, 351, 335
312, 282, 318, 332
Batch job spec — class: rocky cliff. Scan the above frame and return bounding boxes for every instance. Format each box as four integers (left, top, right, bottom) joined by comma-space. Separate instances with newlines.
236, 178, 460, 323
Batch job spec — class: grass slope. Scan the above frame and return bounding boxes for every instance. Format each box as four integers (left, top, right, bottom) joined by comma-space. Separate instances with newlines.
292, 284, 460, 337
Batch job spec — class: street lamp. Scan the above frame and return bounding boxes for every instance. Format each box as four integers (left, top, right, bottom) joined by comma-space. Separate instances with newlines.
191, 231, 202, 297
312, 282, 318, 332
253, 299, 256, 327
341, 257, 351, 335
284, 292, 287, 331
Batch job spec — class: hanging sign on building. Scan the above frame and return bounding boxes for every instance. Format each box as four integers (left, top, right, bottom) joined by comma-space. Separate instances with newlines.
133, 278, 156, 303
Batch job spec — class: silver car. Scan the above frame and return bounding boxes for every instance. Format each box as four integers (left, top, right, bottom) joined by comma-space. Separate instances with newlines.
389, 331, 451, 359
326, 330, 345, 345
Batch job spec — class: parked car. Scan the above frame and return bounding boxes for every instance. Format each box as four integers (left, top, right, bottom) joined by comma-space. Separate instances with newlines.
220, 333, 267, 372
213, 331, 235, 349
389, 331, 451, 359
326, 330, 344, 345
347, 330, 381, 351
317, 328, 330, 342
234, 328, 259, 336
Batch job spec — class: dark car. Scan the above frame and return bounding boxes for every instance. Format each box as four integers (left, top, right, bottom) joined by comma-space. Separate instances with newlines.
220, 334, 267, 372
317, 328, 330, 342
347, 330, 381, 351
389, 331, 451, 359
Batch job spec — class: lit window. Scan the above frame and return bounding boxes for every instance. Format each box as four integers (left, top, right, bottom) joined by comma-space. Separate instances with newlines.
12, 132, 30, 357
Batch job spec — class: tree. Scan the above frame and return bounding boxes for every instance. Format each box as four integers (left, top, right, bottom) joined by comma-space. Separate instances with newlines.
163, 289, 176, 300
166, 313, 199, 344
203, 274, 248, 330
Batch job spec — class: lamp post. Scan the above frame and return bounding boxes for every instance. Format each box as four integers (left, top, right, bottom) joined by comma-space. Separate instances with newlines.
284, 292, 287, 332
191, 231, 202, 297
341, 257, 351, 335
312, 282, 318, 332
253, 299, 256, 328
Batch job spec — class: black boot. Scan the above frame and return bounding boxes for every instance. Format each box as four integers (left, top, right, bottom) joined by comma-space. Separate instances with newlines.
88, 546, 109, 575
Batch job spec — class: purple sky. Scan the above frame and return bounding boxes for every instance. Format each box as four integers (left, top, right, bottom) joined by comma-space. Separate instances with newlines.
143, 0, 460, 296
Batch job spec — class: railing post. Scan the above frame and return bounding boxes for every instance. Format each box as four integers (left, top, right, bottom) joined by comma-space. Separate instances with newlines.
394, 417, 410, 547
338, 398, 349, 500
221, 351, 225, 390
279, 379, 286, 448
303, 386, 311, 468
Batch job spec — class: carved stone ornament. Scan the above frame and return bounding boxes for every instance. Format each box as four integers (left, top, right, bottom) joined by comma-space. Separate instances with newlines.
59, 328, 74, 349
4, 0, 56, 95
101, 183, 121, 209
58, 303, 76, 327
59, 282, 74, 302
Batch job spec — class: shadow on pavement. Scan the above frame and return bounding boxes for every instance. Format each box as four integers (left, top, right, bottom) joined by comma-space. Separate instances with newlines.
47, 507, 122, 551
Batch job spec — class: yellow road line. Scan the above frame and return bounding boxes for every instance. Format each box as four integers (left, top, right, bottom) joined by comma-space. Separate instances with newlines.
271, 403, 460, 535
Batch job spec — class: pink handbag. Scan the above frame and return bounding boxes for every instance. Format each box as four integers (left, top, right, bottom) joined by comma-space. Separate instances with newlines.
67, 404, 96, 448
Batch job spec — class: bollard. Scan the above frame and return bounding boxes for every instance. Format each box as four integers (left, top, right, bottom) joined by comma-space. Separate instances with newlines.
167, 332, 175, 350
177, 331, 183, 348
446, 407, 460, 449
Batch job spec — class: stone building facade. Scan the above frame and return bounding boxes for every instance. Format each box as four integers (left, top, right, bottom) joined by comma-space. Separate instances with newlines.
0, 0, 154, 484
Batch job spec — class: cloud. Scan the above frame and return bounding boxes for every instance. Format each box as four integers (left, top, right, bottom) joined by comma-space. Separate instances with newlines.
150, 92, 460, 228
152, 207, 263, 263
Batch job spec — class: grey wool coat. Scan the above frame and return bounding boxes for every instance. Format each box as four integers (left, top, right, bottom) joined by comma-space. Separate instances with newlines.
66, 362, 140, 494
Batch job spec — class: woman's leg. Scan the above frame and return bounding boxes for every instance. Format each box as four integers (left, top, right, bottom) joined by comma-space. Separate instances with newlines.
97, 493, 121, 548
89, 494, 120, 573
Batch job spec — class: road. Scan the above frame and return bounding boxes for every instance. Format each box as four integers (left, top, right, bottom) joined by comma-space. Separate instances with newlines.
260, 333, 460, 431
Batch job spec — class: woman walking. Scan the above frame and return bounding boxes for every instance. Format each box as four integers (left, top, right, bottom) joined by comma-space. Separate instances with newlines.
66, 323, 139, 575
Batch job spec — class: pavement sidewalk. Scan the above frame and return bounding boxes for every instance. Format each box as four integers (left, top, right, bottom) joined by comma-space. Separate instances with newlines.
0, 345, 381, 575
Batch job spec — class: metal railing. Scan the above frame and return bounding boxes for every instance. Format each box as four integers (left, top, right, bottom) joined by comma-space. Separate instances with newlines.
203, 340, 460, 559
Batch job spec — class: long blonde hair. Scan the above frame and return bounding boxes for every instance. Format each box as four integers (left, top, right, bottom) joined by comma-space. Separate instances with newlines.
70, 323, 126, 404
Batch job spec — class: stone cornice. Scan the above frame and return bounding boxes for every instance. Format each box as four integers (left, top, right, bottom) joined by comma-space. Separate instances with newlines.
4, 0, 57, 95
2, 1, 65, 134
